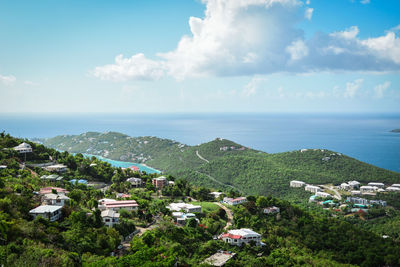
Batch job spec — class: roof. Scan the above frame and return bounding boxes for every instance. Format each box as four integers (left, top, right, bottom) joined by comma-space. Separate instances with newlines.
228, 228, 260, 237
39, 187, 69, 195
99, 198, 116, 203
167, 202, 201, 211
101, 209, 120, 218
29, 205, 62, 214
129, 166, 139, 171
221, 233, 242, 239
14, 142, 31, 149
203, 252, 236, 267
104, 200, 138, 208
43, 193, 70, 200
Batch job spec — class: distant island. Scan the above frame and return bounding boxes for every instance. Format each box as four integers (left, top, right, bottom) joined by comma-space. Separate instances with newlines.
390, 129, 400, 133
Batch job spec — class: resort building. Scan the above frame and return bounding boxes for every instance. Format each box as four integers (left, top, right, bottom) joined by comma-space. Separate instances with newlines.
360, 186, 378, 193
44, 164, 68, 173
263, 206, 280, 215
102, 200, 139, 212
346, 197, 369, 205
101, 209, 120, 227
351, 190, 361, 195
42, 193, 70, 206
305, 185, 322, 193
127, 177, 142, 187
348, 181, 360, 189
13, 142, 32, 153
152, 176, 168, 189
220, 228, 264, 246
290, 180, 306, 188
316, 191, 332, 198
386, 186, 400, 192
29, 205, 63, 221
340, 183, 350, 190
391, 184, 400, 188
367, 182, 385, 188
369, 200, 387, 207
167, 202, 202, 213
223, 197, 247, 206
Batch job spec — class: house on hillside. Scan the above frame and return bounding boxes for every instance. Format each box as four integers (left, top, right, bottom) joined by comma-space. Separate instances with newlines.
348, 181, 360, 189
101, 209, 120, 227
386, 186, 400, 192
305, 185, 322, 193
42, 193, 70, 206
152, 176, 168, 189
43, 164, 68, 173
39, 187, 69, 195
101, 200, 139, 212
127, 177, 142, 187
223, 197, 247, 206
167, 202, 202, 213
40, 174, 64, 182
210, 192, 223, 199
263, 206, 280, 215
290, 180, 306, 188
29, 205, 63, 221
360, 186, 378, 193
367, 182, 385, 188
171, 212, 199, 225
340, 183, 350, 190
13, 142, 32, 153
220, 228, 264, 246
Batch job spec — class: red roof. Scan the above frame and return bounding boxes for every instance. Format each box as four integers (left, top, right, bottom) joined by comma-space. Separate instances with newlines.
221, 233, 242, 239
104, 200, 138, 208
39, 187, 69, 195
129, 166, 139, 171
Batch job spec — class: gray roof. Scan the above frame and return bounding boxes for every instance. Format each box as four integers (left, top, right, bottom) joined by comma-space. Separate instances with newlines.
101, 209, 120, 218
29, 205, 62, 214
43, 193, 70, 200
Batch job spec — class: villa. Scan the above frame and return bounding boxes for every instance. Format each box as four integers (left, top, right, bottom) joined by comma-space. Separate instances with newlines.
348, 181, 361, 189
220, 228, 264, 246
367, 182, 385, 188
223, 197, 247, 206
167, 202, 202, 213
44, 164, 68, 173
263, 206, 280, 215
13, 142, 32, 153
290, 180, 306, 188
386, 186, 400, 192
101, 209, 120, 227
102, 200, 139, 212
127, 177, 142, 187
152, 176, 168, 189
29, 205, 63, 221
305, 185, 322, 193
42, 193, 70, 206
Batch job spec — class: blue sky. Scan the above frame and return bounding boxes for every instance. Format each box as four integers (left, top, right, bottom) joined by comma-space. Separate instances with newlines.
0, 0, 399, 113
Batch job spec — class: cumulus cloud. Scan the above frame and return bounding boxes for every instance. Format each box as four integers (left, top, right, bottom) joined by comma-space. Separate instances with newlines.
242, 76, 266, 97
344, 79, 363, 98
93, 0, 400, 81
360, 0, 370, 4
374, 81, 390, 98
0, 74, 16, 86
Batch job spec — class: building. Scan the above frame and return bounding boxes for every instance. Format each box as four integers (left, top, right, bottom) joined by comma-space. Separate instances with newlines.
221, 228, 263, 246
171, 212, 198, 225
167, 202, 202, 213
127, 177, 142, 187
340, 183, 350, 190
0, 165, 7, 169
263, 206, 280, 215
116, 193, 131, 199
346, 197, 369, 205
223, 197, 247, 206
101, 209, 120, 227
369, 200, 387, 207
13, 142, 32, 153
348, 181, 360, 189
102, 200, 139, 212
351, 190, 361, 195
29, 205, 63, 221
44, 164, 68, 173
290, 180, 306, 188
42, 193, 70, 206
305, 185, 322, 193
391, 184, 400, 188
202, 251, 236, 266
40, 174, 64, 182
386, 186, 400, 192
316, 191, 332, 198
210, 192, 223, 199
360, 186, 378, 193
152, 176, 168, 189
367, 182, 385, 188
39, 187, 69, 195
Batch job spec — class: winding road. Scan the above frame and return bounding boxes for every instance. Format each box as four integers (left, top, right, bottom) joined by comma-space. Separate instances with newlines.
196, 150, 210, 163
215, 202, 233, 230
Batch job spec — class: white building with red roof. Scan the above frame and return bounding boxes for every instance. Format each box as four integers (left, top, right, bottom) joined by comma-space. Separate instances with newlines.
39, 187, 69, 195
223, 197, 247, 206
102, 200, 139, 212
220, 228, 263, 246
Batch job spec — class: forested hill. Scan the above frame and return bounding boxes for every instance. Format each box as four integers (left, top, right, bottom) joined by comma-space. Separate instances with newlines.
44, 132, 400, 200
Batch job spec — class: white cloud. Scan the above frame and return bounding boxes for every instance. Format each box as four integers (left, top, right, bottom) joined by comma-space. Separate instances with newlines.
344, 79, 363, 98
305, 7, 313, 20
374, 81, 390, 98
0, 74, 16, 86
242, 76, 266, 97
93, 54, 165, 81
93, 0, 400, 81
306, 0, 310, 4
360, 0, 370, 4
24, 80, 39, 86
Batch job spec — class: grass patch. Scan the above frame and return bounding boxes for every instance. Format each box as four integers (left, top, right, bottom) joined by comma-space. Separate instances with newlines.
191, 201, 220, 213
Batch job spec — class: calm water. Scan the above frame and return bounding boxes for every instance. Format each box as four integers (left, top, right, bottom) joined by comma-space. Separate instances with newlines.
1, 113, 399, 172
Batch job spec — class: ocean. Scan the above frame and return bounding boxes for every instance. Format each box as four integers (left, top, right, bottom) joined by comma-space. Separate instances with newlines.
1, 113, 399, 172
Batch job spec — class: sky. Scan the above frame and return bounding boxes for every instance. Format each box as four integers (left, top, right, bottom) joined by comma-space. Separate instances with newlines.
0, 0, 400, 113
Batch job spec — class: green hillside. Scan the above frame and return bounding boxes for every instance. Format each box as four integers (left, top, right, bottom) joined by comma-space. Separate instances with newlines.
44, 132, 400, 201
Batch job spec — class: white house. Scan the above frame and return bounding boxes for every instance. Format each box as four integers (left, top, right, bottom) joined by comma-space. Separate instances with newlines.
316, 191, 332, 198
210, 192, 223, 199
29, 205, 63, 221
101, 209, 120, 227
360, 186, 378, 193
263, 206, 280, 215
102, 200, 139, 212
221, 228, 263, 246
391, 184, 400, 188
290, 180, 306, 188
367, 182, 385, 188
348, 181, 360, 189
386, 186, 400, 192
44, 164, 68, 173
42, 193, 70, 206
167, 202, 202, 213
305, 185, 322, 193
127, 177, 142, 187
340, 183, 350, 190
13, 142, 32, 153
223, 197, 247, 206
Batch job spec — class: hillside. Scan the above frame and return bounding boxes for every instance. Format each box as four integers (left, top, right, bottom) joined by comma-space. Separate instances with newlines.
44, 132, 400, 201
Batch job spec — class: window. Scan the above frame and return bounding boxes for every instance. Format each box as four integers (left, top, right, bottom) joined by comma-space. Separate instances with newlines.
105, 219, 110, 222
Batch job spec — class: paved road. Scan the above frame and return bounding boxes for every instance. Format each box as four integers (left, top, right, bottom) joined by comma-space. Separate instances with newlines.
321, 185, 342, 200
215, 202, 233, 230
196, 150, 209, 163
